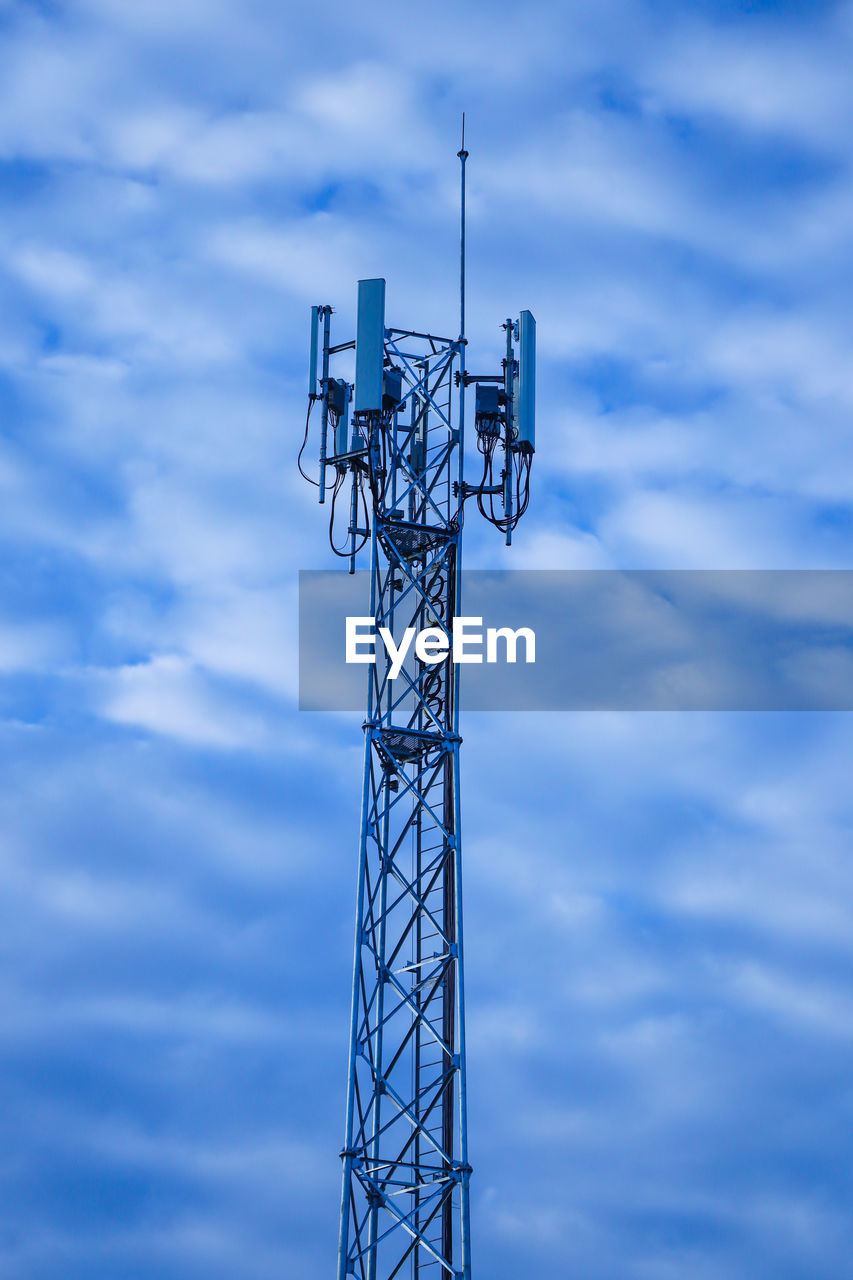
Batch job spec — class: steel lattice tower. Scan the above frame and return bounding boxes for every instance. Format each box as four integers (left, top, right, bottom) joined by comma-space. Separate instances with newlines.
302, 138, 535, 1280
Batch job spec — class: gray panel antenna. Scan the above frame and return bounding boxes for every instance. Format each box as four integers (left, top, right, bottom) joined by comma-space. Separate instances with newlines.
354, 278, 386, 413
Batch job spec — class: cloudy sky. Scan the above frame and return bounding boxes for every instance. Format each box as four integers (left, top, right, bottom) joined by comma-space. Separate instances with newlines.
2, 0, 853, 1276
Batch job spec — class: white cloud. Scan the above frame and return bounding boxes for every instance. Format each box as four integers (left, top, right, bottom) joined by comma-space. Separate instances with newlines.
98, 654, 269, 748
0, 621, 62, 673
169, 585, 299, 699
731, 962, 853, 1039
645, 16, 853, 150
599, 488, 836, 568
207, 214, 369, 301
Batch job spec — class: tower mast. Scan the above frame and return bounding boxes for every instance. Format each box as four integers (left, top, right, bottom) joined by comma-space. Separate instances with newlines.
302, 134, 535, 1280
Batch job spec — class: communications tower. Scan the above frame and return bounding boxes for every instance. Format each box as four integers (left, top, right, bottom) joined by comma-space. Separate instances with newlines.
301, 136, 535, 1280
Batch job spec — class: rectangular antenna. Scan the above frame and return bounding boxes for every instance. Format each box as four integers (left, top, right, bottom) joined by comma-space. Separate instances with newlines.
516, 309, 536, 452
332, 380, 350, 456
354, 278, 386, 413
309, 305, 319, 397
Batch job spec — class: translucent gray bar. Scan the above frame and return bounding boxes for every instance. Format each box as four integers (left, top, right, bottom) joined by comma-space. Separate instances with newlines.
299, 570, 853, 712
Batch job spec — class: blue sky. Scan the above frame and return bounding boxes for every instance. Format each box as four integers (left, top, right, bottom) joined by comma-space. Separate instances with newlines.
2, 0, 853, 1276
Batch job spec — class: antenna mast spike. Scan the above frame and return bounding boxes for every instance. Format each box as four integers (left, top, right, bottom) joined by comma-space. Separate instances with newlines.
458, 112, 468, 342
